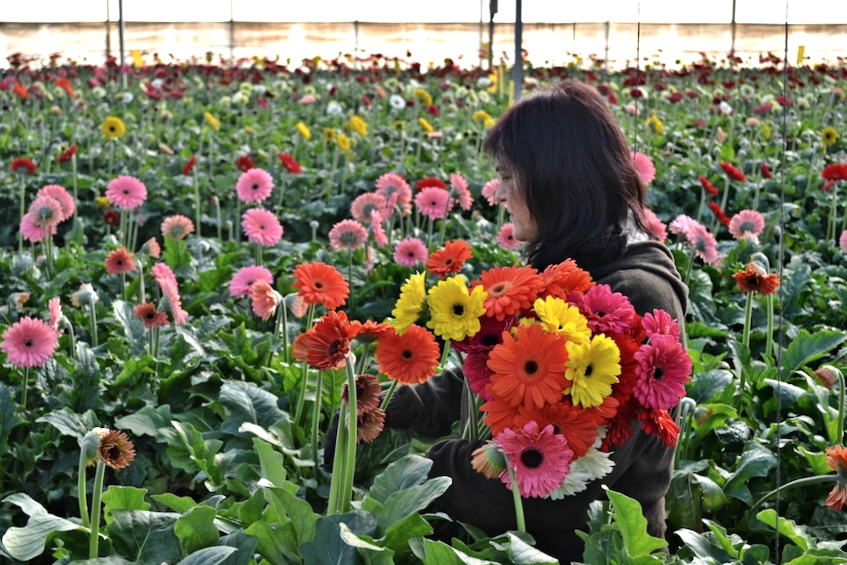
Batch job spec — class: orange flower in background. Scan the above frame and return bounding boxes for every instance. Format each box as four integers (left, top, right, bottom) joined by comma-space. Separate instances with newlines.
13, 82, 28, 100
375, 324, 440, 384
539, 259, 595, 301
732, 263, 780, 295
825, 445, 847, 511
426, 239, 473, 278
476, 265, 544, 321
306, 310, 357, 370
54, 78, 76, 98
104, 247, 137, 275
292, 261, 349, 310
97, 430, 136, 470
350, 319, 391, 342
515, 401, 604, 459
292, 329, 315, 362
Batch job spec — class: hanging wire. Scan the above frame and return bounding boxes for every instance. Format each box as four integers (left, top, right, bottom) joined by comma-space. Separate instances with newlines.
632, 1, 642, 156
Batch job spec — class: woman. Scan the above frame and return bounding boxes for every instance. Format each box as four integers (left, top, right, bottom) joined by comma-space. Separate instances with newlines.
383, 82, 689, 563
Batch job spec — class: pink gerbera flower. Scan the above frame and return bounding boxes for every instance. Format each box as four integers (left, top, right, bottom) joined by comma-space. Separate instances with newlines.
375, 173, 412, 215
48, 297, 62, 333
20, 211, 57, 242
161, 215, 195, 240
28, 196, 63, 229
497, 223, 522, 250
690, 225, 719, 264
728, 209, 765, 241
153, 267, 188, 326
370, 210, 388, 247
669, 214, 700, 241
105, 176, 147, 210
633, 334, 692, 410
641, 309, 681, 339
638, 208, 667, 243
251, 279, 280, 321
350, 192, 387, 223
230, 265, 274, 298
631, 151, 656, 186
569, 284, 636, 335
497, 421, 573, 498
841, 230, 847, 253
1, 316, 59, 368
393, 236, 428, 267
481, 178, 500, 207
151, 262, 178, 289
450, 173, 473, 211
328, 219, 368, 251
415, 186, 450, 220
463, 351, 496, 401
242, 208, 284, 247
104, 247, 137, 275
235, 167, 274, 203
36, 185, 75, 222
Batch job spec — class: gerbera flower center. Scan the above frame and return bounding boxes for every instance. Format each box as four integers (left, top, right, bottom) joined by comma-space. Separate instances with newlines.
109, 126, 116, 132
445, 259, 453, 265
585, 364, 593, 377
452, 303, 465, 317
740, 221, 755, 232
108, 445, 120, 460
481, 333, 500, 347
653, 366, 664, 380
314, 282, 323, 289
524, 360, 539, 374
145, 312, 155, 320
24, 339, 33, 347
252, 183, 259, 190
520, 449, 543, 468
490, 282, 510, 296
402, 350, 413, 359
328, 340, 343, 356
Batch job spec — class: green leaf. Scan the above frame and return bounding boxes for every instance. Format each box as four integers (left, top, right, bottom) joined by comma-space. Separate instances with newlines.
175, 506, 220, 555
254, 438, 286, 488
244, 521, 299, 565
218, 530, 259, 565
264, 487, 318, 546
415, 538, 497, 565
724, 443, 778, 505
757, 509, 812, 551
115, 404, 174, 440
606, 489, 668, 556
763, 378, 808, 408
0, 514, 83, 561
174, 546, 237, 565
112, 299, 147, 350
782, 330, 847, 377
687, 370, 733, 404
0, 383, 24, 447
102, 486, 151, 525
37, 407, 99, 440
374, 477, 451, 534
382, 513, 433, 555
4, 492, 48, 516
676, 529, 734, 562
337, 523, 395, 565
300, 511, 378, 565
106, 510, 181, 565
504, 533, 559, 564
152, 493, 198, 514
219, 381, 287, 436
368, 455, 433, 505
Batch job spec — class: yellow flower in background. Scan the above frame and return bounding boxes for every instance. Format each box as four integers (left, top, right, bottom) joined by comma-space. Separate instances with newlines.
100, 116, 125, 139
95, 196, 111, 209
645, 111, 664, 135
296, 122, 311, 140
336, 133, 351, 151
204, 111, 221, 131
323, 127, 337, 142
391, 272, 427, 335
822, 127, 838, 147
761, 123, 772, 141
130, 49, 144, 69
413, 88, 433, 106
347, 116, 367, 136
472, 110, 492, 123
483, 117, 495, 129
394, 121, 405, 131
418, 117, 434, 133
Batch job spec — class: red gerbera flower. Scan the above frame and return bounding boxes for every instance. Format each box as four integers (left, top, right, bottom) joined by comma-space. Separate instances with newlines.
822, 164, 847, 181
133, 302, 169, 329
349, 319, 391, 342
707, 201, 731, 227
698, 175, 719, 197
278, 152, 302, 174
182, 155, 197, 175
14, 82, 29, 100
425, 239, 473, 278
10, 157, 37, 175
760, 162, 773, 179
638, 409, 680, 448
292, 261, 349, 310
341, 373, 382, 416
732, 263, 780, 295
415, 177, 447, 190
720, 162, 747, 182
375, 324, 440, 384
514, 400, 603, 459
480, 397, 522, 436
306, 310, 356, 370
237, 154, 255, 172
57, 145, 78, 164
476, 265, 544, 321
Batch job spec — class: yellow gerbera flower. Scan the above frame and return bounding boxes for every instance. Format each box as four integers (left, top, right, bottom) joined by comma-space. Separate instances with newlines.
95, 196, 111, 209
822, 127, 838, 147
533, 296, 591, 345
391, 272, 426, 335
426, 276, 488, 341
418, 117, 434, 133
761, 123, 772, 141
483, 117, 495, 129
296, 122, 311, 140
394, 121, 405, 131
336, 133, 351, 152
347, 116, 368, 136
204, 111, 221, 131
472, 110, 492, 123
564, 334, 621, 408
323, 128, 337, 142
413, 88, 433, 106
100, 116, 125, 140
645, 112, 664, 135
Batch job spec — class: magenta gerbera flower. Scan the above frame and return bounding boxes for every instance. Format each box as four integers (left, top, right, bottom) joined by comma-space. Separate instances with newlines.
481, 178, 500, 207
463, 351, 496, 401
641, 309, 681, 339
375, 172, 412, 215
235, 167, 274, 203
497, 223, 521, 250
450, 173, 473, 211
393, 236, 428, 267
452, 314, 515, 354
669, 214, 700, 241
569, 284, 636, 335
1, 316, 58, 368
36, 185, 75, 222
415, 186, 450, 220
230, 265, 274, 298
728, 209, 765, 241
497, 421, 573, 498
328, 219, 368, 251
350, 192, 387, 223
242, 208, 284, 247
633, 334, 692, 410
105, 176, 147, 210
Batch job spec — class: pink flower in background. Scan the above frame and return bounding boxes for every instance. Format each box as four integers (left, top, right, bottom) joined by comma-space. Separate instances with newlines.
415, 187, 450, 220
497, 421, 573, 498
669, 214, 700, 241
298, 94, 317, 105
230, 265, 274, 298
728, 209, 765, 241
151, 262, 178, 289
690, 225, 719, 264
481, 178, 500, 206
1, 317, 58, 368
48, 297, 62, 333
106, 176, 147, 210
36, 185, 75, 222
375, 173, 412, 215
393, 236, 428, 267
351, 192, 387, 223
251, 279, 280, 321
371, 210, 388, 247
450, 173, 473, 211
235, 168, 274, 203
161, 215, 195, 240
631, 152, 656, 185
20, 212, 57, 242
242, 208, 283, 247
638, 208, 667, 243
633, 335, 692, 410
841, 230, 847, 253
28, 196, 63, 229
153, 264, 188, 325
328, 219, 368, 251
497, 223, 521, 250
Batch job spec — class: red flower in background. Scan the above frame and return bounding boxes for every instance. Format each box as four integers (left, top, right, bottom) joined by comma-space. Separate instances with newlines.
698, 176, 719, 197
415, 177, 446, 191
11, 157, 37, 175
760, 162, 772, 179
278, 152, 302, 174
182, 155, 196, 175
707, 201, 731, 227
822, 164, 847, 181
732, 263, 780, 295
720, 162, 747, 182
237, 154, 255, 172
57, 145, 78, 164
13, 82, 28, 99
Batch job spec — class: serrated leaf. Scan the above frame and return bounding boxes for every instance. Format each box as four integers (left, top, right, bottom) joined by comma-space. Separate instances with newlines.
115, 404, 174, 440
219, 381, 286, 436
4, 493, 48, 516
676, 529, 734, 563
417, 538, 498, 565
175, 506, 220, 555
504, 533, 558, 564
724, 443, 778, 505
36, 408, 98, 440
687, 370, 733, 404
102, 486, 151, 525
218, 530, 259, 565
338, 523, 394, 565
244, 521, 300, 565
152, 493, 199, 514
264, 487, 318, 546
300, 511, 378, 565
382, 513, 433, 555
254, 438, 286, 488
174, 546, 237, 565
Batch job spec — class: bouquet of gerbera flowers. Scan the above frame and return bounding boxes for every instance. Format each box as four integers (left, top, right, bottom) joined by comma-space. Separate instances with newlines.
389, 255, 691, 501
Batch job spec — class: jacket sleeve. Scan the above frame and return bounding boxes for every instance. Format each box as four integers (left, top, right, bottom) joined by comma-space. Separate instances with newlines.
383, 368, 465, 437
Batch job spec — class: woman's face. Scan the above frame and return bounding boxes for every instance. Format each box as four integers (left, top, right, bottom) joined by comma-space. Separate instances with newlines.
494, 161, 537, 242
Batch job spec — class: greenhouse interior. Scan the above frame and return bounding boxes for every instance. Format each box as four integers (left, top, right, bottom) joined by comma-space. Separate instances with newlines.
2, 1, 847, 564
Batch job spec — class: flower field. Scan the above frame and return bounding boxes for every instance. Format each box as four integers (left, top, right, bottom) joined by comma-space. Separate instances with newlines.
1, 52, 847, 564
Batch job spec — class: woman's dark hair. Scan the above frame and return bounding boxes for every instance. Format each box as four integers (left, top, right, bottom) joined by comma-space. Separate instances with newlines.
483, 81, 645, 271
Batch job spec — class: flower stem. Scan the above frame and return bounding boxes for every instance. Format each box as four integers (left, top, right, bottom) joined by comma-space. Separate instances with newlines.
750, 475, 836, 512
311, 370, 323, 480
88, 296, 98, 347
275, 297, 288, 363
379, 379, 399, 412
828, 182, 838, 243
88, 461, 106, 558
20, 367, 29, 411
837, 370, 846, 446
742, 291, 753, 351
507, 465, 526, 533
293, 361, 309, 428
466, 385, 479, 443
78, 453, 90, 528
683, 245, 696, 287
18, 175, 26, 252
193, 167, 201, 238
327, 403, 348, 514
340, 358, 358, 513
765, 293, 774, 358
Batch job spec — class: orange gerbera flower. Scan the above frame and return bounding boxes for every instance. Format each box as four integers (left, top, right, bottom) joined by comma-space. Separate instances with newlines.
350, 319, 391, 343
342, 373, 382, 416
476, 265, 544, 321
537, 401, 603, 458
539, 259, 595, 301
306, 311, 357, 370
426, 240, 473, 278
356, 408, 386, 444
375, 324, 440, 384
104, 247, 137, 275
292, 261, 350, 310
480, 397, 522, 436
825, 445, 847, 511
487, 323, 568, 410
732, 263, 780, 295
292, 329, 315, 362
